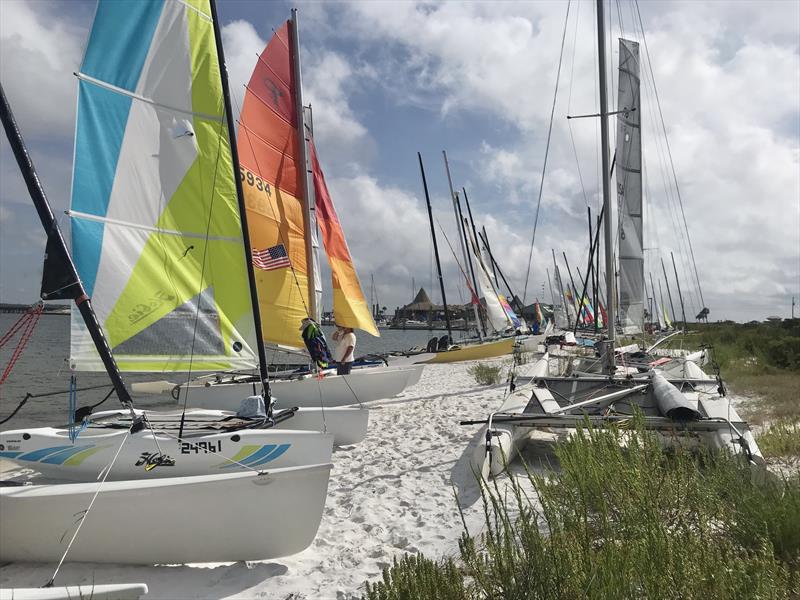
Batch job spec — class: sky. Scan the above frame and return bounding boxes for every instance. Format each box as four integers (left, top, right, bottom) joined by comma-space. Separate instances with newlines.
0, 0, 798, 324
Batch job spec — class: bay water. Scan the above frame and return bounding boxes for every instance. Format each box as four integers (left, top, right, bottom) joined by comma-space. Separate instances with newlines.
0, 313, 439, 429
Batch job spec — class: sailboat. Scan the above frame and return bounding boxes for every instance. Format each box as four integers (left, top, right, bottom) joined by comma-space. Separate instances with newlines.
0, 0, 332, 564
467, 6, 761, 477
172, 12, 423, 410
394, 154, 543, 365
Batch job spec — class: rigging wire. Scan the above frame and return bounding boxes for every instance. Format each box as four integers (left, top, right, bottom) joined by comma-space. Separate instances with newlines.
521, 0, 572, 307
634, 0, 706, 310
46, 432, 129, 588
629, 4, 701, 317
178, 89, 228, 428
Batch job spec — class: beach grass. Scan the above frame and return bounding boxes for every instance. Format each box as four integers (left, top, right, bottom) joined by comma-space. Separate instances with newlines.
364, 419, 800, 599
467, 363, 503, 386
758, 420, 800, 459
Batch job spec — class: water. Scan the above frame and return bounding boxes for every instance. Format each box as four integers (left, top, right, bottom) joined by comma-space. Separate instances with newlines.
0, 313, 438, 429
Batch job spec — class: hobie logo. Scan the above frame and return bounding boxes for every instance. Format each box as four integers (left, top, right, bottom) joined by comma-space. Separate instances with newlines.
135, 452, 175, 471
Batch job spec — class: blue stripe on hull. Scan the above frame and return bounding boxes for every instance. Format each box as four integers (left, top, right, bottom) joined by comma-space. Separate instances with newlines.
18, 445, 74, 462
40, 445, 94, 465
249, 444, 290, 466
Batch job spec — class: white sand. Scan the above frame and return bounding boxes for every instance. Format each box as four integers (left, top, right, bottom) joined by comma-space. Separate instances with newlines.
0, 360, 525, 599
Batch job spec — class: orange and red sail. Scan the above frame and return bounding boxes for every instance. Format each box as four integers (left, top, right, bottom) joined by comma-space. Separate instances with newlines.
237, 21, 377, 348
310, 141, 378, 337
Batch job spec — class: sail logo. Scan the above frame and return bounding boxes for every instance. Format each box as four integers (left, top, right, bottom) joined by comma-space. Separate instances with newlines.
127, 290, 176, 325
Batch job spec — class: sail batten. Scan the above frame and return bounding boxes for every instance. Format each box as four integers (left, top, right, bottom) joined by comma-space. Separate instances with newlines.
69, 0, 259, 372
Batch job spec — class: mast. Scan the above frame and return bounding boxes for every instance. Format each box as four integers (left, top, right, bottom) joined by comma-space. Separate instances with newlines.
563, 252, 582, 326
478, 229, 521, 312
649, 271, 658, 329
546, 268, 557, 317
671, 251, 687, 325
209, 0, 270, 391
658, 279, 668, 327
661, 257, 677, 326
597, 0, 615, 373
289, 8, 319, 322
418, 153, 452, 340
0, 82, 135, 411
482, 226, 499, 283
456, 196, 485, 338
443, 151, 483, 339
461, 188, 483, 277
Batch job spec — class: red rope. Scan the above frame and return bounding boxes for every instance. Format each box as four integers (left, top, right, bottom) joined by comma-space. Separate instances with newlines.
0, 303, 44, 385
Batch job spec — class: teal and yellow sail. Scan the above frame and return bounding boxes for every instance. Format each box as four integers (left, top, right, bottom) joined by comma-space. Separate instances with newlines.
69, 0, 257, 372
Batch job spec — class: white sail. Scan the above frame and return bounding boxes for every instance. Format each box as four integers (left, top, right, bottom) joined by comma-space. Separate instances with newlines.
616, 38, 644, 335
465, 222, 512, 333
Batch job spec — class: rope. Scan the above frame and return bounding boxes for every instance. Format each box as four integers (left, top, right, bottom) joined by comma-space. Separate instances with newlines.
0, 302, 43, 384
522, 0, 571, 306
633, 0, 705, 309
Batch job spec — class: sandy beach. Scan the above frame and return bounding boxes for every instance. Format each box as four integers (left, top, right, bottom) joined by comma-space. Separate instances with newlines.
0, 359, 533, 599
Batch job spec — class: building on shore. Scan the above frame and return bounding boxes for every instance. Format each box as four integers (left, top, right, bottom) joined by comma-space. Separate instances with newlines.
391, 288, 471, 330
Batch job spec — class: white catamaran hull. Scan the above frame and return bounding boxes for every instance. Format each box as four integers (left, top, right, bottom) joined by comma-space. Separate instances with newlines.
177, 366, 420, 410
0, 584, 148, 600
0, 424, 333, 482
275, 406, 369, 446
472, 354, 550, 478
0, 464, 332, 564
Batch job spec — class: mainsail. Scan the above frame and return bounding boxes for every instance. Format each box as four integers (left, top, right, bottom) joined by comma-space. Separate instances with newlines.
69, 0, 258, 372
616, 38, 644, 334
238, 21, 376, 348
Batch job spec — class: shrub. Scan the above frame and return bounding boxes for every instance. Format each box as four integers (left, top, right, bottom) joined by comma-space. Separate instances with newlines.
467, 363, 502, 386
363, 420, 800, 598
363, 553, 466, 600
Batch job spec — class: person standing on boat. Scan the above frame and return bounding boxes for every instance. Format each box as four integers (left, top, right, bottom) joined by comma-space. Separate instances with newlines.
332, 325, 356, 375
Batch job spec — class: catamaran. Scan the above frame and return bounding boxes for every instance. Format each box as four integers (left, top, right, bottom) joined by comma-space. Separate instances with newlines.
467, 7, 761, 477
0, 0, 334, 565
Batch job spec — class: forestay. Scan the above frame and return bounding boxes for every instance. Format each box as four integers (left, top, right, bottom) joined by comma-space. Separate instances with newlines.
616, 38, 644, 335
68, 0, 258, 372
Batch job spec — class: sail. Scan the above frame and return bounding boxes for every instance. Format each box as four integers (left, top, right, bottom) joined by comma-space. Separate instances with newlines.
309, 141, 378, 336
465, 224, 512, 333
616, 38, 644, 335
69, 0, 258, 372
237, 22, 311, 348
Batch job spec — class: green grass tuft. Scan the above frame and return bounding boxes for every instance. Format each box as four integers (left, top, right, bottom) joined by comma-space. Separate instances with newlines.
363, 553, 466, 600
467, 363, 503, 386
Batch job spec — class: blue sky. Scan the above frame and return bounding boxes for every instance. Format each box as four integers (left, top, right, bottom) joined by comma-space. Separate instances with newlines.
1, 0, 798, 323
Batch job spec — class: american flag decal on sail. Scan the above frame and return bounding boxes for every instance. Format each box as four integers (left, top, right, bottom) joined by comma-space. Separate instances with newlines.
252, 244, 290, 271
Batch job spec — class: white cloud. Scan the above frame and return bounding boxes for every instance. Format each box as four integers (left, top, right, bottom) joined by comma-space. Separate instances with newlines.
0, 0, 84, 140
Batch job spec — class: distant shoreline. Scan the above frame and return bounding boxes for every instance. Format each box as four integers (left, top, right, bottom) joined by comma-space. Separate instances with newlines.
0, 303, 69, 314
